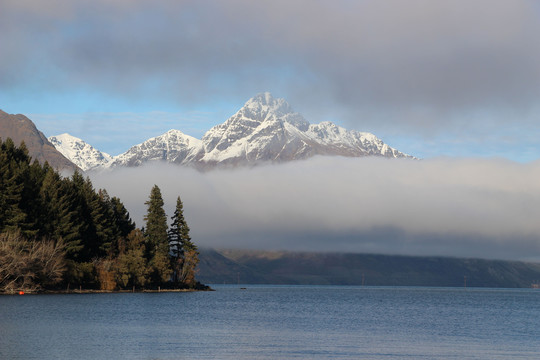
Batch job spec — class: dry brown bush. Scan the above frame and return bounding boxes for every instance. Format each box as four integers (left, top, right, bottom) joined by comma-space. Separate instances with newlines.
179, 249, 199, 288
94, 258, 117, 291
0, 231, 66, 293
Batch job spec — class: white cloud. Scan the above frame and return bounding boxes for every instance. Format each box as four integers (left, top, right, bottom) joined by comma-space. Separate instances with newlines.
90, 157, 540, 261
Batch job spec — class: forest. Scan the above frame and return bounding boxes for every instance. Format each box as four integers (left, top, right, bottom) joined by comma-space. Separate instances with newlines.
0, 138, 206, 293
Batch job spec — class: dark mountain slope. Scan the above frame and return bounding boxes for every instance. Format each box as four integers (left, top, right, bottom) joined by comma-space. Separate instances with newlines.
0, 110, 77, 171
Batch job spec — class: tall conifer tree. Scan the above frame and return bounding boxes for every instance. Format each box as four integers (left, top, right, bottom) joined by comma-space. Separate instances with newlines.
109, 196, 136, 257
0, 138, 27, 234
168, 195, 199, 287
168, 196, 190, 260
144, 185, 171, 284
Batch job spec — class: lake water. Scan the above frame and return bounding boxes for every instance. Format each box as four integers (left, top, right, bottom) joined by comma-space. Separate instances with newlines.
1, 285, 539, 359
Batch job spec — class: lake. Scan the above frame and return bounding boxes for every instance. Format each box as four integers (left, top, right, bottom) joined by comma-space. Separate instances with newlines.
1, 286, 539, 359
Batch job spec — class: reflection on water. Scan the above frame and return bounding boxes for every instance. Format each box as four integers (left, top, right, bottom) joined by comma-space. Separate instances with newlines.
1, 286, 539, 359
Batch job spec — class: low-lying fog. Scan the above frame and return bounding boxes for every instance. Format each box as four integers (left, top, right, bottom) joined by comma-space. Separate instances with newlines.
90, 156, 540, 261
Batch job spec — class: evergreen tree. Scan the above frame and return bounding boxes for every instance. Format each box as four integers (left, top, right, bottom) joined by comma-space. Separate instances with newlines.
19, 159, 48, 238
0, 138, 27, 234
39, 165, 64, 239
168, 197, 189, 260
109, 196, 136, 257
67, 171, 94, 260
89, 188, 116, 256
168, 195, 199, 288
144, 185, 171, 284
110, 196, 136, 238
54, 178, 85, 259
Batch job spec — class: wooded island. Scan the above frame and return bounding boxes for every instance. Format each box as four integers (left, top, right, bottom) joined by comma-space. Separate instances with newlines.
0, 138, 207, 293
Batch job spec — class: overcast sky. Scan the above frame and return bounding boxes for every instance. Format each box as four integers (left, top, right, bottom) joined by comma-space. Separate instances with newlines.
3, 1, 540, 260
1, 0, 540, 160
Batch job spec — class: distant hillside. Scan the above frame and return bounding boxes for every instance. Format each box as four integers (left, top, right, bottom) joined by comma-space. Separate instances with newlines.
0, 110, 78, 171
198, 249, 540, 288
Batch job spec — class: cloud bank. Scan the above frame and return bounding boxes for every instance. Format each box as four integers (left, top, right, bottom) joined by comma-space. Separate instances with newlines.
90, 157, 540, 261
2, 0, 540, 138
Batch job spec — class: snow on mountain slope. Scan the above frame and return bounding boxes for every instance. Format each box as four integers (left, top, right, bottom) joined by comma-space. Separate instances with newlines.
109, 129, 203, 168
49, 93, 413, 171
48, 133, 112, 171
306, 121, 407, 158
200, 92, 411, 166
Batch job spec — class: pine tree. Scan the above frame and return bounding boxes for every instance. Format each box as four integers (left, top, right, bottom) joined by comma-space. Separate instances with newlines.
89, 188, 116, 256
110, 196, 136, 238
19, 159, 48, 238
39, 165, 64, 239
109, 196, 136, 257
54, 178, 85, 259
0, 138, 28, 234
168, 195, 199, 288
144, 185, 171, 285
168, 197, 189, 260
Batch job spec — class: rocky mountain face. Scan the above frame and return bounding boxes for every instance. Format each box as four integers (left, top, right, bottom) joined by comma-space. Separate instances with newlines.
0, 110, 78, 172
48, 133, 113, 171
49, 93, 413, 171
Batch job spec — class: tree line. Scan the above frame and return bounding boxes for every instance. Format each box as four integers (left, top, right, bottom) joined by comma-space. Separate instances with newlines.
0, 137, 205, 293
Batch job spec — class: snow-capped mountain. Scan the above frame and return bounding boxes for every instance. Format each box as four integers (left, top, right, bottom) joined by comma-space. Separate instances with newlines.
200, 92, 409, 166
110, 129, 203, 167
48, 133, 112, 171
49, 93, 413, 171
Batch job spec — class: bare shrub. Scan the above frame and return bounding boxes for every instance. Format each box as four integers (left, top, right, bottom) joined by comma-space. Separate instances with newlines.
0, 231, 66, 293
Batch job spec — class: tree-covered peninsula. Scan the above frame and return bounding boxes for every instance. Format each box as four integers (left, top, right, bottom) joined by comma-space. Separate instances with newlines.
0, 138, 206, 293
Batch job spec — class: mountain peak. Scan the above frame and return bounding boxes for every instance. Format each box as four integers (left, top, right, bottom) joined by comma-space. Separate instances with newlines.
109, 129, 203, 168
249, 92, 281, 107
253, 92, 275, 103
54, 133, 81, 142
202, 93, 310, 155
48, 133, 112, 171
241, 92, 293, 118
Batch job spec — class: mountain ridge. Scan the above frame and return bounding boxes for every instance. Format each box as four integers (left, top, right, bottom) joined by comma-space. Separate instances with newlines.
49, 93, 414, 171
197, 249, 540, 287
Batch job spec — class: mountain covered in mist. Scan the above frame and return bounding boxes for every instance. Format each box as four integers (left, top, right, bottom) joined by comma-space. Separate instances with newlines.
197, 249, 540, 288
49, 93, 413, 171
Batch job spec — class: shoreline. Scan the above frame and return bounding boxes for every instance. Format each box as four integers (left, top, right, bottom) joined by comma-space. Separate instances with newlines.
1, 287, 214, 295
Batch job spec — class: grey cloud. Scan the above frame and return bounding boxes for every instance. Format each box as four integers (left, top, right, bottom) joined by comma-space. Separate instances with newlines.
2, 0, 540, 135
90, 157, 540, 261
